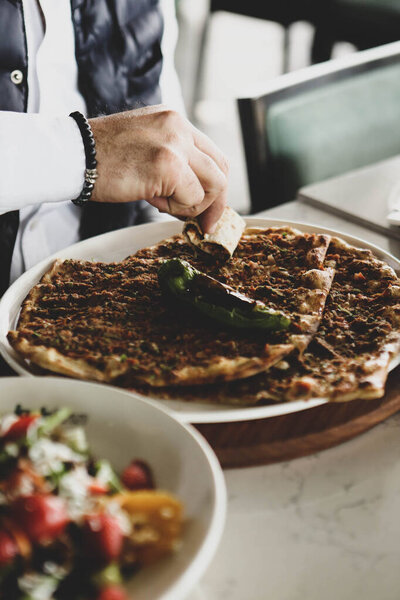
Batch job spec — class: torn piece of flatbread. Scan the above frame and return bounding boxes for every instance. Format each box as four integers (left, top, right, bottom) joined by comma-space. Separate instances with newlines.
183, 206, 246, 260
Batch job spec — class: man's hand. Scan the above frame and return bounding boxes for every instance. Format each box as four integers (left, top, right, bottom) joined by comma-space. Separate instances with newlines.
89, 105, 228, 233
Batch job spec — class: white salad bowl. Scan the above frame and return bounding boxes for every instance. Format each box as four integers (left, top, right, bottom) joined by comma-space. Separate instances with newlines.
0, 376, 226, 600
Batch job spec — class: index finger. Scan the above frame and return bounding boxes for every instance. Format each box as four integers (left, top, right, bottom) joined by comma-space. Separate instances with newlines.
191, 125, 229, 177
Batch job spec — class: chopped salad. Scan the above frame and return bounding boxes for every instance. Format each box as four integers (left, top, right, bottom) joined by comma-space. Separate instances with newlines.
0, 406, 183, 600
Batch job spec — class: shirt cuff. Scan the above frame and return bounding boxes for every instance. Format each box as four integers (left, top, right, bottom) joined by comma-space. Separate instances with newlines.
0, 112, 85, 214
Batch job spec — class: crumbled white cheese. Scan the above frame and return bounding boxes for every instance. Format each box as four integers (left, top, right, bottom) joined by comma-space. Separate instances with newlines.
18, 573, 58, 600
0, 414, 19, 436
95, 460, 116, 487
28, 439, 85, 477
4, 443, 19, 457
26, 418, 44, 444
43, 562, 68, 579
58, 466, 94, 520
13, 473, 36, 497
59, 427, 88, 454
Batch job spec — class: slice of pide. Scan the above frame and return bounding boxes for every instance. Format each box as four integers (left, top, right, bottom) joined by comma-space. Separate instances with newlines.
154, 236, 400, 405
286, 237, 400, 402
7, 257, 294, 387
183, 206, 246, 260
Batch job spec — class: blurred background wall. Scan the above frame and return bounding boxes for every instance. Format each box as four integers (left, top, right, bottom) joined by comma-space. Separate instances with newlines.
173, 0, 357, 213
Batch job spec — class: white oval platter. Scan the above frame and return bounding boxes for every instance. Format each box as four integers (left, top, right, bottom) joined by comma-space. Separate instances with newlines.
0, 217, 399, 424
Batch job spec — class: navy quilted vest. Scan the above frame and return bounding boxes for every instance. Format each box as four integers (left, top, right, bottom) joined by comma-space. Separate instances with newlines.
0, 0, 163, 295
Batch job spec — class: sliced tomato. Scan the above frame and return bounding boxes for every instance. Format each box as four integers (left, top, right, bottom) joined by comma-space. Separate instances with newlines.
12, 494, 69, 544
3, 415, 38, 442
89, 479, 110, 495
95, 585, 129, 600
83, 513, 123, 564
0, 529, 19, 566
121, 460, 154, 491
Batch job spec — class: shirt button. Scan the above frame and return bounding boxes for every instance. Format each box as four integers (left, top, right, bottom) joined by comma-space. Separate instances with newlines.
10, 70, 23, 85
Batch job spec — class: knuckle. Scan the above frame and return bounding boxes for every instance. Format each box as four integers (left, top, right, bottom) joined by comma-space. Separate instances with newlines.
220, 154, 229, 175
154, 146, 179, 172
160, 109, 183, 130
189, 181, 205, 206
201, 155, 228, 194
186, 204, 203, 217
216, 171, 228, 193
208, 169, 227, 195
165, 130, 180, 146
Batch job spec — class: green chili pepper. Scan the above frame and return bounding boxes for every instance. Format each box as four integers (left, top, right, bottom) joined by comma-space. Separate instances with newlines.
158, 259, 290, 331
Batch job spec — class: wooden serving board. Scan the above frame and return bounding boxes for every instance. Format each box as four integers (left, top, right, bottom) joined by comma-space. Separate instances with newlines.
2, 355, 399, 470
195, 366, 400, 469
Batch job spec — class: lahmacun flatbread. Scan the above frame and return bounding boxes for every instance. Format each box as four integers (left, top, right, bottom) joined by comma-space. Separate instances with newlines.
8, 227, 334, 389
146, 237, 400, 405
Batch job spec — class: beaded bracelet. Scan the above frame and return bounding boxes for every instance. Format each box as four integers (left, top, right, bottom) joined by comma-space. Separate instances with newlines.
69, 111, 98, 206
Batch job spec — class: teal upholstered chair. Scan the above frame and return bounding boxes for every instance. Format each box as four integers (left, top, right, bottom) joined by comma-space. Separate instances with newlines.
237, 42, 400, 213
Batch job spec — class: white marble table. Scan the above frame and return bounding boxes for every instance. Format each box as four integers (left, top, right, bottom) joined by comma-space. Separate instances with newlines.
188, 201, 400, 600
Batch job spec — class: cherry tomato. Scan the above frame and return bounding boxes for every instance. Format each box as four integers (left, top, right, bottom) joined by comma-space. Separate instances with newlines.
12, 494, 69, 544
0, 529, 18, 566
121, 460, 153, 491
3, 415, 38, 442
96, 585, 129, 600
83, 513, 123, 563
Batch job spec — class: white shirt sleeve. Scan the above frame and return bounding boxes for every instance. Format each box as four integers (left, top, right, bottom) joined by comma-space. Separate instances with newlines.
159, 0, 186, 114
0, 112, 85, 215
